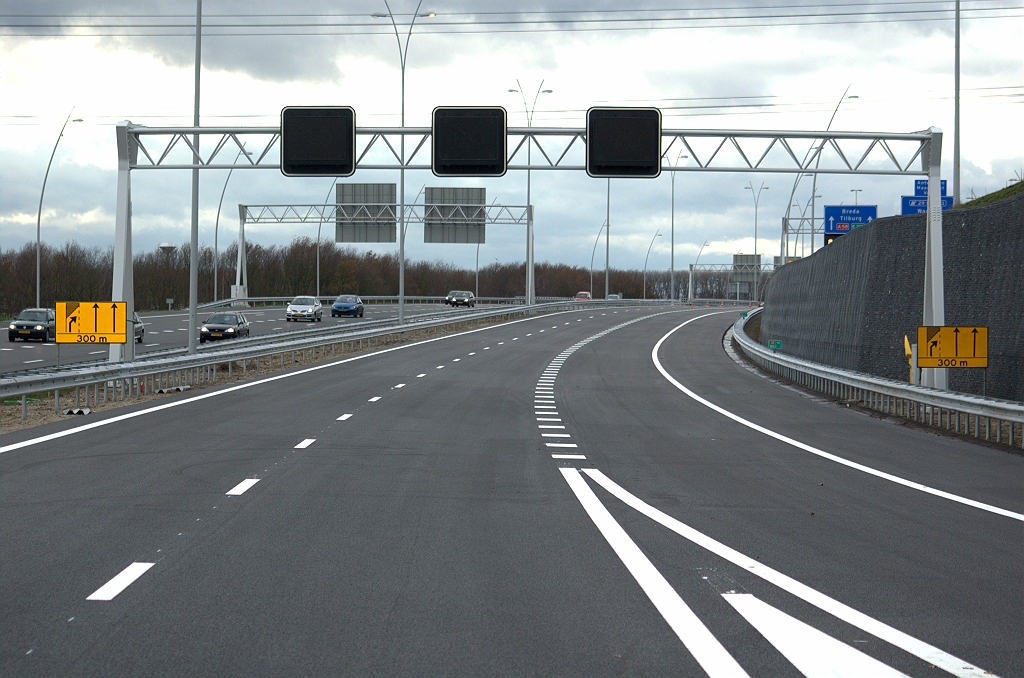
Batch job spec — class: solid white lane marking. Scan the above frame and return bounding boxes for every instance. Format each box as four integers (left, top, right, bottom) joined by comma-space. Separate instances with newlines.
394, 383, 406, 388
337, 414, 353, 421
545, 442, 578, 448
538, 425, 566, 429
86, 562, 155, 601
226, 478, 260, 496
560, 469, 749, 678
582, 469, 994, 678
417, 373, 426, 378
542, 433, 572, 437
551, 454, 587, 459
294, 438, 316, 448
368, 396, 381, 402
537, 417, 562, 422
723, 593, 911, 678
652, 314, 1024, 523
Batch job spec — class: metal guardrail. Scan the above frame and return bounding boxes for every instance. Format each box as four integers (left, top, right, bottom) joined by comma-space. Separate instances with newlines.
196, 295, 571, 310
2, 299, 660, 419
732, 309, 1024, 449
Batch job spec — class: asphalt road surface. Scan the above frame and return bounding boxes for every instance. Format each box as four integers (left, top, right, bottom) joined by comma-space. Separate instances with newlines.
2, 307, 1020, 677
1, 303, 464, 374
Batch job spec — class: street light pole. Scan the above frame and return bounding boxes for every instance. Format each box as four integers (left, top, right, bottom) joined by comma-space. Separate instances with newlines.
509, 81, 551, 305
850, 188, 862, 206
589, 221, 606, 297
605, 178, 610, 299
375, 1, 433, 324
745, 182, 768, 302
187, 0, 202, 354
689, 239, 709, 303
953, 0, 961, 206
643, 231, 661, 300
35, 109, 80, 308
213, 144, 250, 303
669, 150, 688, 302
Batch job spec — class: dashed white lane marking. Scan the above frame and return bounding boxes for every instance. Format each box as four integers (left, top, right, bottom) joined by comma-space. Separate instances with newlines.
468, 352, 476, 355
86, 562, 155, 601
453, 358, 461, 361
513, 338, 519, 341
88, 350, 106, 355
537, 417, 562, 422
294, 438, 316, 448
337, 413, 353, 421
551, 454, 587, 460
436, 365, 444, 369
394, 383, 406, 388
545, 442, 578, 448
498, 342, 504, 345
0, 348, 12, 351
542, 433, 572, 438
484, 346, 490, 349
723, 594, 911, 678
526, 334, 532, 336
560, 469, 749, 677
226, 478, 260, 496
539, 330, 545, 333
162, 330, 174, 333
582, 468, 992, 678
144, 343, 159, 347
417, 374, 426, 378
653, 314, 1024, 523
368, 396, 382, 402
23, 359, 43, 364
538, 425, 566, 429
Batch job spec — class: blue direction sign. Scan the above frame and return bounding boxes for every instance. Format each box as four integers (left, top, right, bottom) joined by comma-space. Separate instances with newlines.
901, 196, 953, 215
823, 205, 877, 234
914, 179, 947, 197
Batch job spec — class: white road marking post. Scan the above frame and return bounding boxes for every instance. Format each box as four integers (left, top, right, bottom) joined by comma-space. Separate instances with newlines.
226, 478, 260, 496
86, 562, 155, 601
560, 469, 750, 678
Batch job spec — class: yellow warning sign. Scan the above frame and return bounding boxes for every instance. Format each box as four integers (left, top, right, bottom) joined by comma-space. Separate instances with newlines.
916, 326, 988, 368
56, 301, 127, 345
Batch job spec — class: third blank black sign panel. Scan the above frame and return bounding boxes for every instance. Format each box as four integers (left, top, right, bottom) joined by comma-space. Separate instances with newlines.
586, 107, 662, 178
432, 107, 508, 177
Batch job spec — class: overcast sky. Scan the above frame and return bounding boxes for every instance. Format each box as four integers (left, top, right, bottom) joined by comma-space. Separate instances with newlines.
1, 0, 1021, 273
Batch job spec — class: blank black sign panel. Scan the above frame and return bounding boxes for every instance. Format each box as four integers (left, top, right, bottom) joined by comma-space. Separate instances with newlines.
280, 106, 356, 177
432, 107, 507, 177
586, 107, 662, 178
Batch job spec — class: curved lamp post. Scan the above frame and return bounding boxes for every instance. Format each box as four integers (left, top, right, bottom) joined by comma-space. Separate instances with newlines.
372, 1, 434, 324
589, 221, 606, 297
669, 150, 688, 301
213, 144, 251, 302
744, 182, 768, 302
508, 81, 551, 305
643, 230, 661, 300
36, 110, 82, 308
688, 239, 709, 303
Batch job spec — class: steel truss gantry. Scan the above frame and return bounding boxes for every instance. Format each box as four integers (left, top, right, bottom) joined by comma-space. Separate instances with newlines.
112, 121, 946, 387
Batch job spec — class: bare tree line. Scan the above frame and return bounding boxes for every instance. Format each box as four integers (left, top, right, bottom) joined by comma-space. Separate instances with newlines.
1, 238, 748, 316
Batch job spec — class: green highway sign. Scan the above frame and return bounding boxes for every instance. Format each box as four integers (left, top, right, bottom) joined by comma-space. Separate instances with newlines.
767, 340, 782, 350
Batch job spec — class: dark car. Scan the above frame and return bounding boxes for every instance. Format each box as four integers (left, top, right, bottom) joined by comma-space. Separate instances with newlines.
200, 312, 250, 343
445, 290, 471, 306
450, 291, 475, 308
8, 308, 55, 342
331, 294, 364, 317
133, 312, 145, 343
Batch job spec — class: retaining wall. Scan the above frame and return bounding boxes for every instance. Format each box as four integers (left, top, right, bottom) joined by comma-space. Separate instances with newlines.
761, 192, 1024, 402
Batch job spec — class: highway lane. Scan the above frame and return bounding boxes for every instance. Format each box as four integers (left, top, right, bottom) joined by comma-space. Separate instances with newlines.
1, 303, 469, 374
1, 306, 1020, 676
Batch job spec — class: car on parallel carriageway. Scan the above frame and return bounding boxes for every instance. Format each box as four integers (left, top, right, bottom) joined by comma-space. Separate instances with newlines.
132, 312, 145, 343
450, 291, 475, 307
445, 290, 472, 306
331, 294, 364, 317
286, 296, 322, 322
574, 291, 592, 301
8, 308, 55, 342
200, 312, 250, 343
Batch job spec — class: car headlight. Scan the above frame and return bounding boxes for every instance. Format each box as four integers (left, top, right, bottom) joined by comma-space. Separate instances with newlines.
35, 325, 44, 330
226, 328, 235, 333
8, 324, 14, 330
201, 326, 209, 332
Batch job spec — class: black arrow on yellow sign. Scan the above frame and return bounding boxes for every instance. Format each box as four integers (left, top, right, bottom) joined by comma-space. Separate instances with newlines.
111, 303, 118, 333
953, 327, 959, 355
93, 303, 100, 332
67, 315, 77, 333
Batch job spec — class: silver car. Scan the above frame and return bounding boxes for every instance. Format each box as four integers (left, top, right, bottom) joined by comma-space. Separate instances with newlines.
286, 296, 322, 322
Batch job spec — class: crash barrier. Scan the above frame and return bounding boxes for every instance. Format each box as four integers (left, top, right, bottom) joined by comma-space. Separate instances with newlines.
733, 309, 1024, 450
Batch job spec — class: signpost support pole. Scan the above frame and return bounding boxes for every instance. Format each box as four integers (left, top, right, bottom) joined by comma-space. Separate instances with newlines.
688, 264, 694, 304
109, 122, 136, 363
921, 128, 947, 390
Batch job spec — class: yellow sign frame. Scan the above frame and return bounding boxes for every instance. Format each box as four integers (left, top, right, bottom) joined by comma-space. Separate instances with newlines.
56, 301, 128, 345
916, 325, 988, 368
